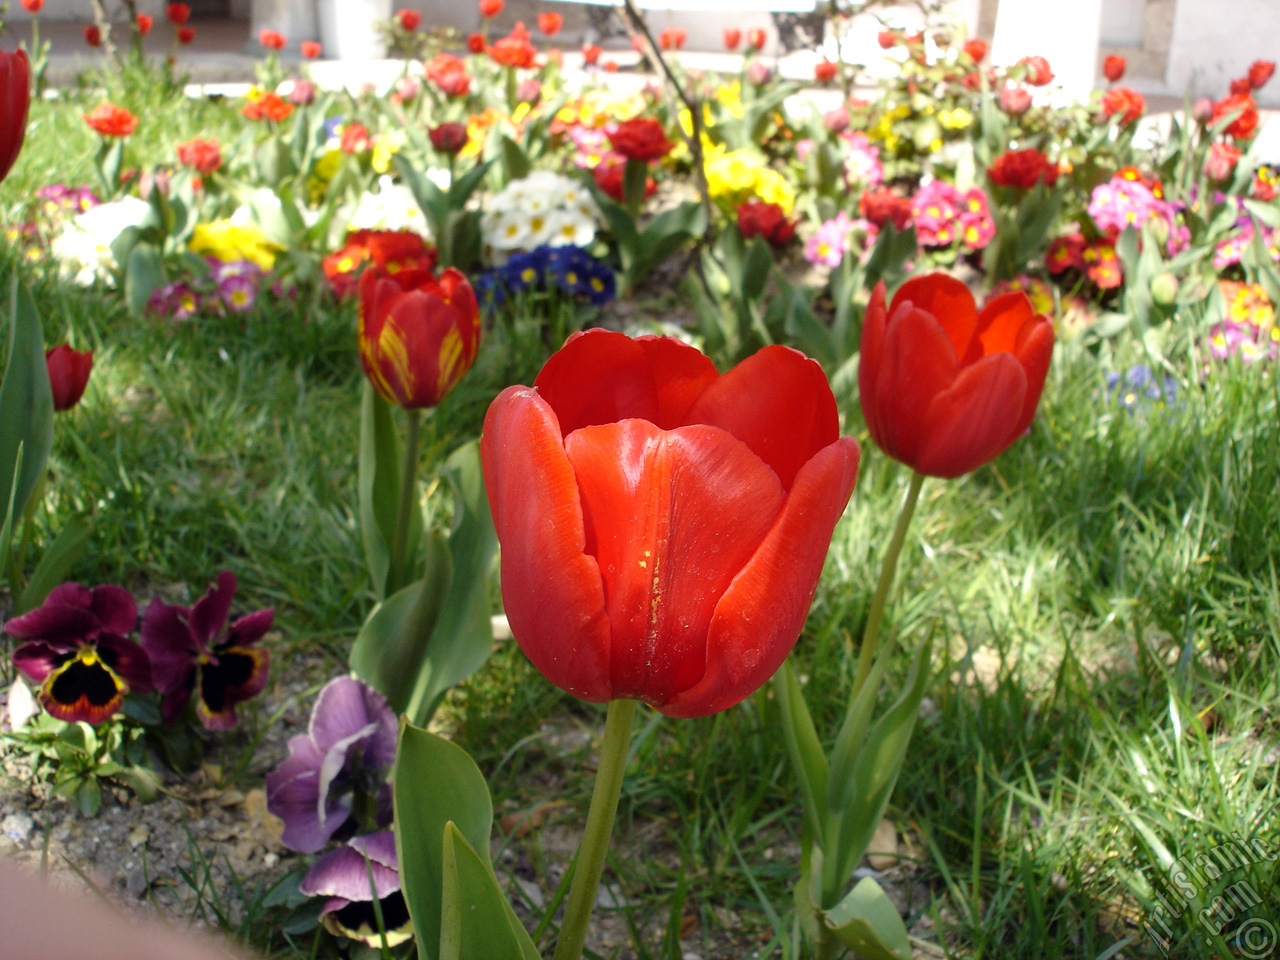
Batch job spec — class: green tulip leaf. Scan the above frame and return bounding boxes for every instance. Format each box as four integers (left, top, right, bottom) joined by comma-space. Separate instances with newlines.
349, 540, 452, 714
499, 133, 532, 182
828, 640, 931, 892
403, 440, 498, 726
16, 513, 93, 615
358, 383, 421, 600
124, 242, 165, 319
439, 823, 540, 960
0, 277, 53, 542
774, 659, 830, 850
823, 876, 912, 960
394, 721, 500, 960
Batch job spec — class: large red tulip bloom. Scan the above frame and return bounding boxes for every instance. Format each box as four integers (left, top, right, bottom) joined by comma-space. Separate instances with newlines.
358, 266, 480, 409
481, 330, 860, 719
0, 48, 30, 185
859, 273, 1053, 479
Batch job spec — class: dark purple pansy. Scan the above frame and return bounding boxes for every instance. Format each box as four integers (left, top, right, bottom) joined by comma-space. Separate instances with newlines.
140, 571, 273, 729
300, 832, 412, 946
265, 675, 397, 853
6, 583, 152, 725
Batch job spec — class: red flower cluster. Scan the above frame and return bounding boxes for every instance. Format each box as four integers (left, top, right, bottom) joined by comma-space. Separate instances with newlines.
1248, 59, 1275, 90
176, 136, 222, 175
1211, 91, 1260, 140
1047, 233, 1122, 289
859, 188, 912, 230
736, 200, 796, 247
46, 344, 93, 411
1101, 85, 1146, 124
429, 122, 468, 154
607, 116, 674, 163
359, 266, 480, 410
489, 21, 536, 68
659, 27, 686, 50
84, 102, 138, 138
987, 147, 1059, 189
426, 52, 470, 97
323, 229, 437, 300
963, 38, 987, 62
537, 11, 563, 36
1018, 55, 1054, 86
242, 90, 294, 122
594, 153, 656, 203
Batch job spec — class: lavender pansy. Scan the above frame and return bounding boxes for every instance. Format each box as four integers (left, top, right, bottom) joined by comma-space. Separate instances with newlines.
265, 676, 397, 853
300, 832, 412, 946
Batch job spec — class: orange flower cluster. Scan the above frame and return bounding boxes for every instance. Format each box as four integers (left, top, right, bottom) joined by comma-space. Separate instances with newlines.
242, 89, 294, 122
83, 102, 138, 138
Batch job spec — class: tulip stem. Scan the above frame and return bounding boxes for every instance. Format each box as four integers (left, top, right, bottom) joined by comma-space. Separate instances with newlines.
552, 698, 638, 960
851, 470, 925, 700
388, 408, 422, 594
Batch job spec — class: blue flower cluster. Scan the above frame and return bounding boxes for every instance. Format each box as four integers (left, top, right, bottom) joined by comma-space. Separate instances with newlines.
474, 244, 616, 309
1103, 365, 1179, 412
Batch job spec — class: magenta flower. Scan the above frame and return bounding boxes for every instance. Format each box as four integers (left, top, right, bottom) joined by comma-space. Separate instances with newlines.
804, 213, 853, 267
7, 583, 152, 725
265, 676, 397, 853
140, 571, 272, 729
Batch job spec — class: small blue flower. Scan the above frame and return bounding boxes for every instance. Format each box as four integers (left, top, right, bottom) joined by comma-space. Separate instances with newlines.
1104, 365, 1178, 411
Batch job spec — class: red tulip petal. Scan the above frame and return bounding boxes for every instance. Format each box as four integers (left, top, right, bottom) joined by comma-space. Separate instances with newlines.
563, 419, 784, 708
859, 283, 889, 442
913, 351, 1027, 477
481, 386, 612, 701
684, 345, 839, 490
663, 436, 860, 718
1011, 316, 1055, 437
869, 305, 960, 467
890, 273, 978, 360
972, 291, 1035, 358
533, 329, 718, 434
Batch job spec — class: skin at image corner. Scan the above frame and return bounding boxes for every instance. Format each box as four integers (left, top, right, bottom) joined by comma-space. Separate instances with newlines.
0, 857, 255, 960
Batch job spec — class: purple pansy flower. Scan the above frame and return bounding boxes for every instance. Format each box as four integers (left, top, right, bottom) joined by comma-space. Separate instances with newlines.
265, 676, 397, 853
140, 571, 273, 729
6, 583, 152, 725
300, 832, 412, 946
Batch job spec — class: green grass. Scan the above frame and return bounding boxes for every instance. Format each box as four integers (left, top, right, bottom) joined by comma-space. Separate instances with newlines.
1, 83, 1278, 960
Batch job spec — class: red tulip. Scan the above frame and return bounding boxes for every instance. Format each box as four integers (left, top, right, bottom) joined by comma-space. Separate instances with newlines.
723, 28, 741, 50
746, 28, 766, 50
358, 267, 480, 409
45, 344, 93, 411
397, 9, 422, 31
0, 48, 30, 185
300, 40, 322, 59
1102, 54, 1126, 82
166, 3, 191, 25
480, 329, 860, 718
859, 273, 1053, 478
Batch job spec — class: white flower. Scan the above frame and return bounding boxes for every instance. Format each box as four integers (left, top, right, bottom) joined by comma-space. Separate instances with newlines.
348, 176, 430, 235
50, 196, 150, 287
544, 209, 596, 247
481, 170, 601, 263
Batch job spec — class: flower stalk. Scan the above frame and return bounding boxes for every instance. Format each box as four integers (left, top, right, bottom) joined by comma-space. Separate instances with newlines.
851, 469, 925, 699
551, 698, 638, 960
388, 408, 422, 594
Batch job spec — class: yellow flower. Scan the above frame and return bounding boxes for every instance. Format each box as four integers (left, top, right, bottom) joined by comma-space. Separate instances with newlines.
189, 220, 281, 270
712, 81, 743, 119
371, 131, 404, 175
938, 108, 973, 130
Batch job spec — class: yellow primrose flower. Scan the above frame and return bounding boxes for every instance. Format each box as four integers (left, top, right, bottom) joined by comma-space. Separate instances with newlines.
189, 220, 282, 270
938, 108, 973, 130
371, 131, 405, 175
